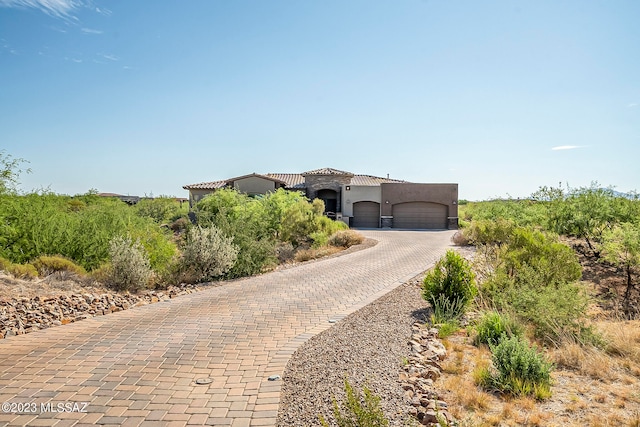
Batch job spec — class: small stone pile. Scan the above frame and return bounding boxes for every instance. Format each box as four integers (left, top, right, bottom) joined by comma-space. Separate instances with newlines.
0, 284, 203, 339
401, 322, 455, 426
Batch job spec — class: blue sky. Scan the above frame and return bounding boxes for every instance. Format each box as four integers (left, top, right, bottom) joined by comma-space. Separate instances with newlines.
1, 0, 638, 200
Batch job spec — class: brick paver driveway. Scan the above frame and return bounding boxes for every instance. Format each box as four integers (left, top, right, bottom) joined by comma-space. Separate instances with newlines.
0, 230, 454, 427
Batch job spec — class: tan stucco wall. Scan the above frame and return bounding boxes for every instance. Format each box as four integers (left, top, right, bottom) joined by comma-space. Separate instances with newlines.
188, 189, 215, 207
233, 176, 277, 195
380, 183, 458, 219
341, 185, 382, 217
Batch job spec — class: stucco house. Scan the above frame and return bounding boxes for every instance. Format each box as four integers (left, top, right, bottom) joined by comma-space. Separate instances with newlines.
183, 168, 458, 229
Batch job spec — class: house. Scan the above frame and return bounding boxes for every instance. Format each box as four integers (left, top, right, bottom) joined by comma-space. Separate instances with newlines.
183, 168, 458, 229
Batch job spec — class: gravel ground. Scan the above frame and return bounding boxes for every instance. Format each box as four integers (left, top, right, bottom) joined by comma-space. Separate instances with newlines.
276, 276, 431, 427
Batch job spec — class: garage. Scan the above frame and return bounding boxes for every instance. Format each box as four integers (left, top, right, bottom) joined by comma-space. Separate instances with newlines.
392, 202, 447, 229
352, 201, 380, 228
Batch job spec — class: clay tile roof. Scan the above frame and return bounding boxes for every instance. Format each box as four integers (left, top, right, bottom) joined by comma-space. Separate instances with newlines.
183, 173, 288, 190
351, 175, 407, 186
301, 167, 354, 177
265, 173, 305, 189
182, 180, 228, 190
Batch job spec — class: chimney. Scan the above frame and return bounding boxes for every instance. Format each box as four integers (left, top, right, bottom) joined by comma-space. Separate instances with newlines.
387, 173, 389, 179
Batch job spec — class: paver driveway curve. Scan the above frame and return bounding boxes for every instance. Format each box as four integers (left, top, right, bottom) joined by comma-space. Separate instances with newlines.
0, 230, 454, 427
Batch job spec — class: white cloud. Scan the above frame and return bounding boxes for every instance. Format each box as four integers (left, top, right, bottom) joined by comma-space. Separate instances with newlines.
81, 27, 103, 34
100, 53, 118, 61
0, 0, 84, 19
551, 145, 581, 151
629, 103, 638, 108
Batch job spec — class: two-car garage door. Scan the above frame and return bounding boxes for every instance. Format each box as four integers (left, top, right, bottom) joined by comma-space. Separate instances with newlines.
392, 202, 447, 229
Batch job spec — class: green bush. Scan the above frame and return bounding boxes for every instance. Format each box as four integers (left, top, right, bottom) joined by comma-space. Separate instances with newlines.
473, 311, 523, 347
31, 255, 87, 276
501, 228, 582, 286
134, 196, 187, 223
319, 378, 389, 427
105, 236, 152, 292
179, 226, 238, 283
195, 188, 348, 278
464, 219, 516, 247
477, 336, 553, 399
482, 260, 592, 345
328, 230, 365, 248
0, 192, 177, 272
423, 250, 476, 318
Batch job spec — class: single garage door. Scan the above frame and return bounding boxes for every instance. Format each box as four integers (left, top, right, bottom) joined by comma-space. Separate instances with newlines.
392, 202, 447, 229
352, 201, 380, 228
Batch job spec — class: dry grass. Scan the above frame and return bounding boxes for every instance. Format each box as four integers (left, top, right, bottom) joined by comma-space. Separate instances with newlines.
293, 246, 342, 262
0, 272, 104, 300
437, 324, 640, 427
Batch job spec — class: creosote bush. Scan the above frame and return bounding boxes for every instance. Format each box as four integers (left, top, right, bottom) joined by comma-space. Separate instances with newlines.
105, 236, 152, 292
319, 378, 389, 427
179, 226, 238, 283
423, 250, 476, 320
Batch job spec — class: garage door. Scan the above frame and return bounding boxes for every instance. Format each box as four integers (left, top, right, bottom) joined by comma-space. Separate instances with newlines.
352, 201, 380, 228
392, 202, 447, 229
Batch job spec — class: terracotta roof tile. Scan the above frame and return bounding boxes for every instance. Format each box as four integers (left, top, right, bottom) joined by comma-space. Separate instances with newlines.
351, 175, 406, 186
184, 170, 409, 191
182, 180, 227, 190
265, 173, 305, 189
301, 167, 354, 176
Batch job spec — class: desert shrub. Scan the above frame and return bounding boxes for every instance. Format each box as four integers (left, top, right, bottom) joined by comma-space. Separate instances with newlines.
179, 226, 238, 283
601, 222, 640, 317
464, 219, 516, 247
482, 264, 592, 345
0, 191, 177, 272
501, 228, 582, 286
31, 255, 86, 276
7, 263, 38, 279
294, 248, 315, 263
0, 257, 38, 279
194, 188, 353, 276
476, 336, 552, 399
319, 378, 389, 427
423, 250, 476, 318
274, 242, 295, 263
134, 196, 187, 223
169, 217, 191, 233
328, 230, 365, 248
195, 189, 279, 277
105, 236, 152, 292
0, 257, 11, 272
462, 199, 547, 228
473, 311, 524, 347
451, 230, 470, 246
310, 231, 329, 248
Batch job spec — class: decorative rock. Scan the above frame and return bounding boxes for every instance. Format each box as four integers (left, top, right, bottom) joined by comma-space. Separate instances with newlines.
1, 282, 205, 340
403, 322, 455, 426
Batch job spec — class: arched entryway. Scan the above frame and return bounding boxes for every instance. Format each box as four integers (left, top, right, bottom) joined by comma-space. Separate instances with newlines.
317, 189, 338, 214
